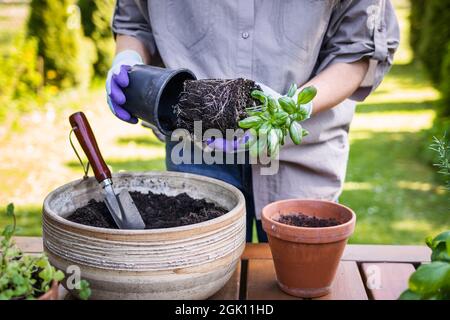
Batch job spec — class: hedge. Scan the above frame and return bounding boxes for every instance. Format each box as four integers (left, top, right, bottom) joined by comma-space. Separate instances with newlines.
440, 42, 450, 116
409, 0, 426, 59
418, 0, 450, 86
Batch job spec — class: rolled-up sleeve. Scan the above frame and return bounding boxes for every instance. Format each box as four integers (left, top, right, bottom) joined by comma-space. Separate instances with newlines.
112, 0, 157, 56
316, 0, 400, 101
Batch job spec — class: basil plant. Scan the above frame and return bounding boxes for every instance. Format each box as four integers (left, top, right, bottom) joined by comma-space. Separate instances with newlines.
238, 84, 317, 157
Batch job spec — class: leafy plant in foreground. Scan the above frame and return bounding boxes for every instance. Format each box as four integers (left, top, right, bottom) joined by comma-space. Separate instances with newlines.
430, 135, 450, 190
239, 84, 316, 157
399, 231, 450, 300
399, 136, 450, 300
0, 203, 91, 300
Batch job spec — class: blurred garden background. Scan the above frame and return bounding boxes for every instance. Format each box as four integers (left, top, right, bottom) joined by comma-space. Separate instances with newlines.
0, 0, 448, 243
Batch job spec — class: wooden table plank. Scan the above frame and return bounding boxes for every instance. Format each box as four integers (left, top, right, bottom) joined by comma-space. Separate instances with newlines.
343, 245, 431, 263
243, 243, 272, 260
246, 259, 367, 300
360, 263, 415, 300
243, 243, 431, 263
10, 237, 427, 301
209, 262, 241, 300
246, 259, 299, 300
317, 261, 368, 300
12, 236, 43, 253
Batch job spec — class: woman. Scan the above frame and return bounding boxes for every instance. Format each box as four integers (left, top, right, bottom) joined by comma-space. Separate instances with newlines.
106, 0, 399, 242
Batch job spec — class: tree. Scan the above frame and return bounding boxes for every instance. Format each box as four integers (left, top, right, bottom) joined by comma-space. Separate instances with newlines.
78, 0, 115, 77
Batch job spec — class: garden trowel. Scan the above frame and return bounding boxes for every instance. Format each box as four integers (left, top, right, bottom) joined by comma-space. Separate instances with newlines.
69, 112, 145, 229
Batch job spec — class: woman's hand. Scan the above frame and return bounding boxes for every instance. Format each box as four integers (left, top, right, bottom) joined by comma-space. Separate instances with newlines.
106, 50, 143, 124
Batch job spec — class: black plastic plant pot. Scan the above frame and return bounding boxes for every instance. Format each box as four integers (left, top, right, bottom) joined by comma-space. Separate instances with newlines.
122, 65, 196, 136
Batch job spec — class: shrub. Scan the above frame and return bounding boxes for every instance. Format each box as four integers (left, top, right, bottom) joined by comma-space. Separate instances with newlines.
27, 0, 94, 89
78, 0, 115, 76
0, 33, 43, 121
409, 0, 426, 59
418, 0, 450, 86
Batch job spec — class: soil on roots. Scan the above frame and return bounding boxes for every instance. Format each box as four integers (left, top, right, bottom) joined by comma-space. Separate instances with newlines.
67, 191, 228, 229
174, 78, 259, 135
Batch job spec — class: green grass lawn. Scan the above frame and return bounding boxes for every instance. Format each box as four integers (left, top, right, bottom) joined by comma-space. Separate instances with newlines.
340, 0, 449, 244
1, 0, 448, 244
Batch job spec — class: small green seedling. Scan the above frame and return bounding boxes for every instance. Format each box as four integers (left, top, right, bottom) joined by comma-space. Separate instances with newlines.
0, 203, 91, 300
239, 84, 316, 157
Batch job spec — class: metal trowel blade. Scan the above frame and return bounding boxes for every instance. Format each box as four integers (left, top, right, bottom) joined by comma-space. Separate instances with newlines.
117, 189, 146, 229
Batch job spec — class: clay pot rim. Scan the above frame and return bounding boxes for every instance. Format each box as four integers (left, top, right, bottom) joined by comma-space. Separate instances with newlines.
37, 280, 59, 300
43, 171, 245, 235
262, 199, 355, 230
262, 199, 356, 244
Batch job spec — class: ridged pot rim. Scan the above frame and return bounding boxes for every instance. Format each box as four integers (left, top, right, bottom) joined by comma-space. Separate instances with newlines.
261, 199, 356, 244
43, 171, 245, 236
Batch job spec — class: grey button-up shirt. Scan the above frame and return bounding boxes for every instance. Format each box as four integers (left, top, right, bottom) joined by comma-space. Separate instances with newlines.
112, 0, 400, 218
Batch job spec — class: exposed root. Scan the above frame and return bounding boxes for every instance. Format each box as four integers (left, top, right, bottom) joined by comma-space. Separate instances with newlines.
174, 78, 259, 134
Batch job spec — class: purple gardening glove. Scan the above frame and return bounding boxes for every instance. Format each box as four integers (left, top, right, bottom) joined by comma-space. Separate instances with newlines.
206, 131, 254, 153
106, 50, 143, 124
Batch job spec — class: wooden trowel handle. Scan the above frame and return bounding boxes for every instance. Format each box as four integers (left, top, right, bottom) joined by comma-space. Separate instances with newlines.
69, 112, 111, 183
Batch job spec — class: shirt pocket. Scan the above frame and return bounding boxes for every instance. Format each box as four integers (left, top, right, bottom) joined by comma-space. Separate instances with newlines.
165, 0, 211, 49
278, 0, 329, 61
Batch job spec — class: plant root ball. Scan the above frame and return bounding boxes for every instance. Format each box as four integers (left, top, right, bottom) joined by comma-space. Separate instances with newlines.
174, 78, 259, 134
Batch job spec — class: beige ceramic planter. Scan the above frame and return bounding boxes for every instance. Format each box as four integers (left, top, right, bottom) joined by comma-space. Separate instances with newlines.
42, 171, 246, 300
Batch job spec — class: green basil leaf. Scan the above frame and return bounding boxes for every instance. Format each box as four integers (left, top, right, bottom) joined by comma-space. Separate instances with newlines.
249, 135, 267, 158
398, 289, 422, 300
289, 121, 302, 145
251, 90, 267, 104
259, 122, 272, 136
302, 128, 309, 137
238, 116, 264, 129
268, 129, 280, 157
278, 96, 297, 114
427, 231, 450, 262
408, 262, 450, 295
286, 83, 297, 97
297, 86, 317, 105
267, 96, 278, 115
274, 111, 289, 126
431, 243, 450, 262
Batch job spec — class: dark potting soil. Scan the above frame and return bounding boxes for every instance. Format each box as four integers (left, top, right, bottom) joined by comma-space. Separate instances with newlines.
67, 191, 228, 229
174, 78, 260, 135
275, 213, 341, 228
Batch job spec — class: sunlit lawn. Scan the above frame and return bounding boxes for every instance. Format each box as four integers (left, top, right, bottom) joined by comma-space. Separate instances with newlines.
1, 0, 448, 243
342, 0, 449, 244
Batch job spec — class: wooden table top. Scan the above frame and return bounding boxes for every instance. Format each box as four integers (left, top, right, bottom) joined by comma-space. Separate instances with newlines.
14, 237, 431, 300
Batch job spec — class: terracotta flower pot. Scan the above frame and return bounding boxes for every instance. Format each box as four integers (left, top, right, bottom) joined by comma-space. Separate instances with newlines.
37, 281, 59, 300
261, 199, 356, 298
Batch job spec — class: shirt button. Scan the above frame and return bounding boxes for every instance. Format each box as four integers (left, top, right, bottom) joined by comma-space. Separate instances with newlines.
241, 32, 249, 39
